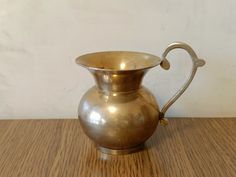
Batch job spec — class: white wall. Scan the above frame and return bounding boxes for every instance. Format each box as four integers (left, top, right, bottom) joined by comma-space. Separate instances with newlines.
0, 0, 235, 119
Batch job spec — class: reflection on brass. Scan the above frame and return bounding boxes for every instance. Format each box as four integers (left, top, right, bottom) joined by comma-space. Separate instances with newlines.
76, 42, 205, 155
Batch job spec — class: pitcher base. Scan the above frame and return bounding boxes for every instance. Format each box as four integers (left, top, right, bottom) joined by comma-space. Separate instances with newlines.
97, 144, 145, 155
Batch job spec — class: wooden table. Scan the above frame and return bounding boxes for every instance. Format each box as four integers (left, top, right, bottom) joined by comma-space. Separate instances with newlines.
0, 118, 235, 177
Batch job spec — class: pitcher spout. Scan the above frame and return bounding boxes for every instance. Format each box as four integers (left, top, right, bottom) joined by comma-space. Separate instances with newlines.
76, 51, 162, 92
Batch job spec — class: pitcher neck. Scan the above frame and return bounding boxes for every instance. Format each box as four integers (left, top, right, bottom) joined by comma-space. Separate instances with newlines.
89, 70, 147, 93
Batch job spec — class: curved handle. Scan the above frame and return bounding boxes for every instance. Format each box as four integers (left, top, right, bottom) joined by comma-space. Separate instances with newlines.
159, 42, 205, 126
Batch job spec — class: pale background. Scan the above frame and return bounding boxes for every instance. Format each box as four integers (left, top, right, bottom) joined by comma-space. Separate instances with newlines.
0, 0, 235, 119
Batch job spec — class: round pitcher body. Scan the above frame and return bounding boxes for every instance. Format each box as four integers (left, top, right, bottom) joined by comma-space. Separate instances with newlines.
78, 86, 160, 154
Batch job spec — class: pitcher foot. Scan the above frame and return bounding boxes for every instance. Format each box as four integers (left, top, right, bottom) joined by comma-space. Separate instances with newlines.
97, 144, 145, 155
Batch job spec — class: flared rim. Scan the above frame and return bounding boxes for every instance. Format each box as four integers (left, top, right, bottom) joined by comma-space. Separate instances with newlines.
76, 51, 161, 72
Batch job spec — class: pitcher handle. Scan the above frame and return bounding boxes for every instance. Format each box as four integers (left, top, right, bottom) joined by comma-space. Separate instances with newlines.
159, 42, 205, 126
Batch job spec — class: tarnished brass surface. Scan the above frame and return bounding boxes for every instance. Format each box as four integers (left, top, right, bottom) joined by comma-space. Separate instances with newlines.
76, 42, 205, 154
78, 86, 159, 151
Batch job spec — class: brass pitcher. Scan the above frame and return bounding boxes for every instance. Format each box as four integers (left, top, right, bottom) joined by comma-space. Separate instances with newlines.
76, 42, 205, 155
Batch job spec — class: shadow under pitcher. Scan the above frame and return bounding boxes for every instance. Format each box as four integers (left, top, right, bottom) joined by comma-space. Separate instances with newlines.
75, 42, 205, 155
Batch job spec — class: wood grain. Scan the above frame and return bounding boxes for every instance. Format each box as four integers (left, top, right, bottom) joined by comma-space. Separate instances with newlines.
0, 118, 235, 177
